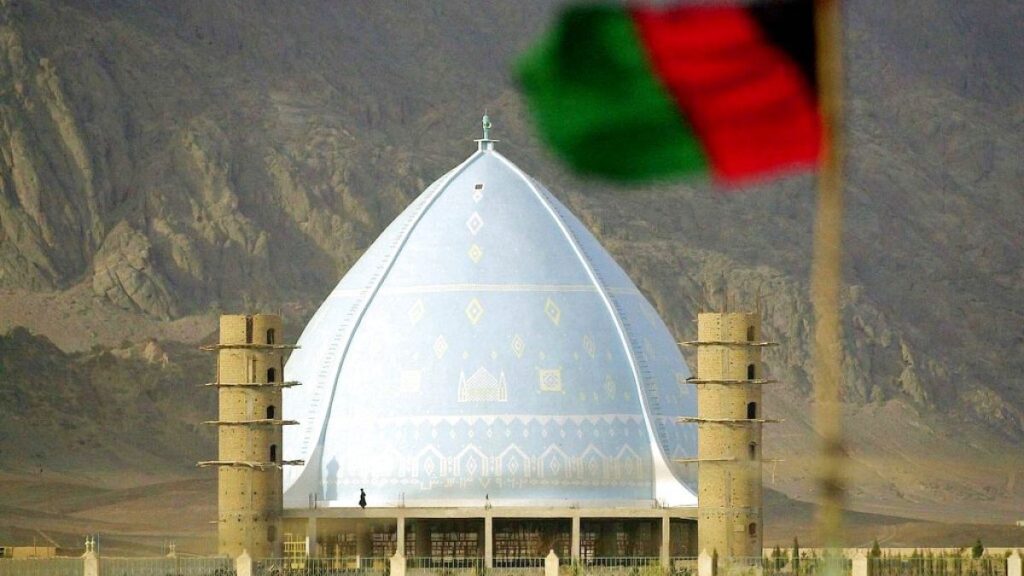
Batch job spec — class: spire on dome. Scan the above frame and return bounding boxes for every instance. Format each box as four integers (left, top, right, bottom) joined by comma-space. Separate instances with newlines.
476, 113, 498, 151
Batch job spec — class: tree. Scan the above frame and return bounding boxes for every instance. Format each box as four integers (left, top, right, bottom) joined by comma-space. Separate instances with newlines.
871, 539, 882, 558
971, 539, 984, 559
792, 537, 801, 575
772, 545, 786, 570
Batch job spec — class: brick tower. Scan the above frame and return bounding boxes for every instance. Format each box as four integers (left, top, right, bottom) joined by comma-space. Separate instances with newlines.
201, 314, 301, 558
682, 308, 774, 559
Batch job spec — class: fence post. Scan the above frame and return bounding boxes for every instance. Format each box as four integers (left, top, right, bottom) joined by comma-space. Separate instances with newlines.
83, 550, 100, 576
83, 536, 100, 576
1008, 550, 1021, 576
852, 551, 868, 576
391, 550, 406, 576
236, 550, 253, 576
699, 549, 714, 576
545, 550, 559, 576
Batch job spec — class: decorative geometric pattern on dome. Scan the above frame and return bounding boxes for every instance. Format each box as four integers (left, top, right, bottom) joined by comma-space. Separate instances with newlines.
458, 367, 508, 402
466, 212, 484, 235
468, 243, 483, 263
538, 368, 563, 393
472, 187, 484, 203
408, 299, 425, 324
433, 335, 449, 359
465, 298, 484, 325
511, 334, 525, 358
583, 334, 596, 358
544, 298, 561, 326
604, 376, 617, 399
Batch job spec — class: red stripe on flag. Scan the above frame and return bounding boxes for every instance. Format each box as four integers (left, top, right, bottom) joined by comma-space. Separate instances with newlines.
631, 5, 822, 184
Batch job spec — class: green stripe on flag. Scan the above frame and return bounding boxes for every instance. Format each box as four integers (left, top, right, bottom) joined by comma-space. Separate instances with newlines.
515, 5, 708, 182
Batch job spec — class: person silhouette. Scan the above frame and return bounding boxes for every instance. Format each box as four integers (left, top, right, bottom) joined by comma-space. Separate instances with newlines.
359, 488, 367, 509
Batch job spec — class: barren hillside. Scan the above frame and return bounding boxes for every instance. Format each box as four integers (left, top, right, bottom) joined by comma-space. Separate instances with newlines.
0, 0, 1021, 547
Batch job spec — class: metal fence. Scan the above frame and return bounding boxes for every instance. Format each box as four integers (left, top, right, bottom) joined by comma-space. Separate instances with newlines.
487, 558, 545, 576
0, 558, 85, 576
102, 556, 235, 576
869, 557, 1008, 576
406, 556, 484, 576
563, 558, 664, 576
716, 556, 852, 576
669, 557, 699, 576
254, 557, 391, 576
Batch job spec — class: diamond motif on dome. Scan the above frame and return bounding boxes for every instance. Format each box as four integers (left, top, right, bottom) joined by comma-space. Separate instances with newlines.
583, 334, 596, 358
538, 368, 563, 392
511, 334, 525, 358
604, 376, 616, 399
466, 212, 484, 235
468, 243, 483, 263
544, 298, 561, 326
408, 299, 425, 324
433, 335, 449, 359
472, 188, 484, 203
465, 298, 484, 325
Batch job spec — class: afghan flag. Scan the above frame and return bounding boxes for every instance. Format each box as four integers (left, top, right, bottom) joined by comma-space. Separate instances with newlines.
516, 0, 822, 185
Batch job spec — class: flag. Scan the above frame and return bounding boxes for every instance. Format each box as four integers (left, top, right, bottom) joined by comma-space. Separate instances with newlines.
516, 1, 822, 185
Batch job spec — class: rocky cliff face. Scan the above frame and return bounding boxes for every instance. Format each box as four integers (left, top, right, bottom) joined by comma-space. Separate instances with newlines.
0, 0, 1021, 523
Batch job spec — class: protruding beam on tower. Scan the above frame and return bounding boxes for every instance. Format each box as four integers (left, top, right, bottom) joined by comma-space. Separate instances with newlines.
202, 381, 302, 388
677, 417, 781, 425
678, 340, 778, 347
200, 343, 299, 351
203, 419, 300, 426
197, 460, 305, 469
684, 378, 778, 385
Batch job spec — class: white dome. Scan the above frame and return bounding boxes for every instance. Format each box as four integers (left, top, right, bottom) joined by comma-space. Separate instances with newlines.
283, 139, 697, 508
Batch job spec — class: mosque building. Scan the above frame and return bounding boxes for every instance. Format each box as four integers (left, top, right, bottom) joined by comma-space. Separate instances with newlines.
203, 118, 766, 565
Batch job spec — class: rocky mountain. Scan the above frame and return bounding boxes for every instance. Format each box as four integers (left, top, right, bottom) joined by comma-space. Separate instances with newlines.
0, 0, 1021, 538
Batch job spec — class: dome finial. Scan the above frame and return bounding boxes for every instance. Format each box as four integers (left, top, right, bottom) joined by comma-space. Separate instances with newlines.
476, 111, 498, 151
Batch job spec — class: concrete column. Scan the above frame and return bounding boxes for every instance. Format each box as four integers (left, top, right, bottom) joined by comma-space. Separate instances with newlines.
307, 517, 318, 558
545, 550, 560, 576
396, 516, 406, 558
484, 515, 494, 569
391, 551, 407, 576
1008, 551, 1021, 576
83, 550, 99, 576
852, 551, 868, 576
660, 516, 671, 568
571, 516, 581, 561
698, 549, 714, 576
235, 550, 253, 576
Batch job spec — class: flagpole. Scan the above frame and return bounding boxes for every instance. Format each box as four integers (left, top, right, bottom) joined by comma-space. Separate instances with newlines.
811, 0, 846, 556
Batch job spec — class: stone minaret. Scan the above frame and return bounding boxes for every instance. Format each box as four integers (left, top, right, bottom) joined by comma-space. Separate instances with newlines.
201, 314, 300, 558
683, 309, 772, 559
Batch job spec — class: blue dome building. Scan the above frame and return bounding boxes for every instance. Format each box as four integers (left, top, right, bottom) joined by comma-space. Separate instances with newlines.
280, 121, 699, 562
